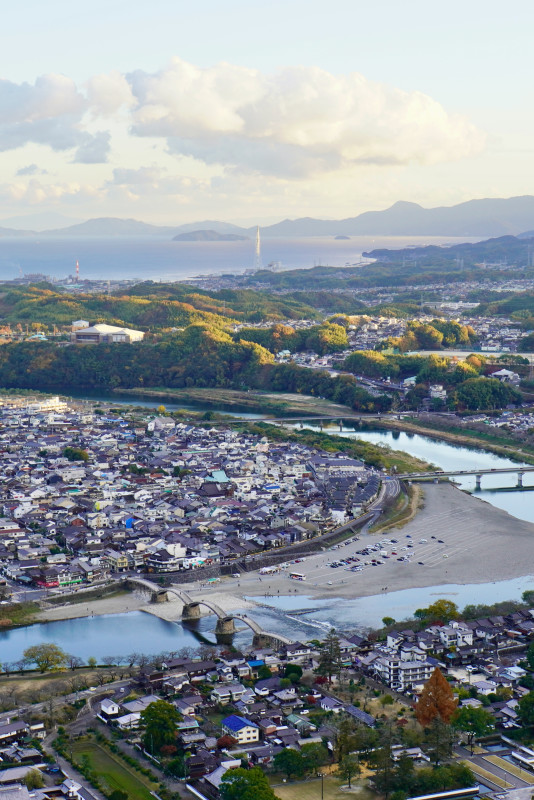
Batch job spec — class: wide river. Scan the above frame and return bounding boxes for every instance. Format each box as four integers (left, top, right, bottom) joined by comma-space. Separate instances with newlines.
3, 407, 534, 660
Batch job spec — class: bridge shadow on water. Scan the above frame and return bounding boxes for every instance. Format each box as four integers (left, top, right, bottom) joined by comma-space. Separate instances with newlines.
473, 485, 534, 493
181, 617, 234, 647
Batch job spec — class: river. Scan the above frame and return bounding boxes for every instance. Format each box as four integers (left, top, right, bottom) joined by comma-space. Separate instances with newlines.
3, 410, 534, 659
2, 573, 534, 663
293, 422, 534, 524
70, 390, 267, 419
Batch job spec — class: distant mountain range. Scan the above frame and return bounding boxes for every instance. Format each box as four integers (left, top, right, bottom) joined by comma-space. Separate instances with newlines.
2, 195, 534, 239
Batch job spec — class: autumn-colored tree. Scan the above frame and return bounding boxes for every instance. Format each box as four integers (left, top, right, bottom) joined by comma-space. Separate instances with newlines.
217, 734, 238, 750
415, 668, 457, 727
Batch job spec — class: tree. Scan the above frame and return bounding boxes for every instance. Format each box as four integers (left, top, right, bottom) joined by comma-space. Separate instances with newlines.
23, 644, 68, 673
140, 700, 181, 753
23, 770, 44, 790
317, 628, 342, 684
109, 792, 128, 800
301, 742, 329, 774
217, 734, 238, 750
220, 767, 279, 800
526, 640, 534, 671
382, 617, 396, 627
167, 754, 187, 778
415, 668, 457, 727
63, 446, 89, 462
66, 654, 84, 671
257, 665, 272, 680
372, 725, 395, 798
424, 718, 455, 766
87, 656, 97, 669
285, 664, 303, 683
414, 600, 459, 624
337, 754, 361, 788
452, 706, 494, 754
518, 690, 534, 727
273, 748, 306, 780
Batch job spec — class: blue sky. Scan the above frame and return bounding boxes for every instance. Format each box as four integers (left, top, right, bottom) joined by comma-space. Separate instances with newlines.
1, 0, 533, 225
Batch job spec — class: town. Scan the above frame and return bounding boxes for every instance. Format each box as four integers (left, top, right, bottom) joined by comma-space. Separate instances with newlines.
0, 397, 380, 593
0, 396, 534, 800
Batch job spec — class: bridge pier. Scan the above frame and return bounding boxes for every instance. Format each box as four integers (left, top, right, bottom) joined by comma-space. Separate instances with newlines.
339, 420, 343, 432
154, 590, 168, 603
182, 603, 201, 620
215, 617, 237, 635
475, 474, 481, 490
518, 471, 525, 488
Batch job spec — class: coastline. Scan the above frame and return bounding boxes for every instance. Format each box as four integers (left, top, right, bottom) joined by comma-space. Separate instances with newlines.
36, 483, 534, 627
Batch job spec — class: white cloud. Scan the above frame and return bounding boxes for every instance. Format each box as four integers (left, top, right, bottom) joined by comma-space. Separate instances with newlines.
2, 178, 101, 205
86, 71, 134, 115
125, 58, 485, 177
109, 165, 209, 196
0, 74, 110, 162
73, 131, 111, 163
16, 163, 47, 176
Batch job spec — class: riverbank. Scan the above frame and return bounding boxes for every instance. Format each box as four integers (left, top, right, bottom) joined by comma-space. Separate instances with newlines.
36, 589, 259, 624
35, 481, 534, 632
372, 415, 534, 466
115, 386, 355, 418
173, 483, 534, 603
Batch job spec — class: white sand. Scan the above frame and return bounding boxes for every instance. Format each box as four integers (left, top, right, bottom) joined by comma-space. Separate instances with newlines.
38, 484, 534, 623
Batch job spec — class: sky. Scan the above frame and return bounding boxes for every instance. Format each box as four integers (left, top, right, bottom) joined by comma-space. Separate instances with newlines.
1, 0, 533, 226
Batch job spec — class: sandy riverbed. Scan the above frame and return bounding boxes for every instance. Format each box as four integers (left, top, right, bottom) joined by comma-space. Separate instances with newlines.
37, 483, 534, 624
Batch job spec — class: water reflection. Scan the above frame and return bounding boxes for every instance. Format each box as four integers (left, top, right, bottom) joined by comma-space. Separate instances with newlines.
294, 423, 534, 524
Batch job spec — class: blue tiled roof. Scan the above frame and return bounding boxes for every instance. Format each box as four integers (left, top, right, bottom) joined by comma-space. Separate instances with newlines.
222, 714, 258, 732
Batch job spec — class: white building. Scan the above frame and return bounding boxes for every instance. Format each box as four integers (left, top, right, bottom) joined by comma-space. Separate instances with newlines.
71, 323, 144, 344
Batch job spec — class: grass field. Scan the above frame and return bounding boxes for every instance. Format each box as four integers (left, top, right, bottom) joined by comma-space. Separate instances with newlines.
464, 761, 513, 790
272, 775, 374, 800
71, 739, 159, 800
484, 754, 534, 784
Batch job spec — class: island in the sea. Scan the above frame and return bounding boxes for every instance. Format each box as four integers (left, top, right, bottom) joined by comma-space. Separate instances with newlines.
334, 234, 350, 239
172, 229, 249, 242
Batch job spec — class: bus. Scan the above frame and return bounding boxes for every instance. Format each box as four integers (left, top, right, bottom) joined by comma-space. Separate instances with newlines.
289, 572, 306, 581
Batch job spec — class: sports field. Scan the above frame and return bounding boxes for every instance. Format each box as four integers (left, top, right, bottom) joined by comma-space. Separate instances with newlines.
273, 775, 374, 800
72, 738, 159, 800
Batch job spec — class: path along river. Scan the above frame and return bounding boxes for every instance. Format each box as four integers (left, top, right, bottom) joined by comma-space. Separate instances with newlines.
3, 405, 534, 660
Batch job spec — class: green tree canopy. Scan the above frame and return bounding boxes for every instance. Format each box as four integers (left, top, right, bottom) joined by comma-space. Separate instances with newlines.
23, 643, 68, 673
220, 767, 280, 800
337, 754, 361, 788
140, 699, 181, 753
273, 748, 306, 781
317, 628, 342, 684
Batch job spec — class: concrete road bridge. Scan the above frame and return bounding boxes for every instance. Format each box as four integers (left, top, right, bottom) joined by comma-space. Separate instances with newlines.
127, 577, 293, 647
398, 465, 534, 489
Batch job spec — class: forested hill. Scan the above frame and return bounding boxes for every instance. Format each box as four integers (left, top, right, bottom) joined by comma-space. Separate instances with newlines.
0, 327, 388, 413
364, 234, 534, 264
0, 283, 322, 328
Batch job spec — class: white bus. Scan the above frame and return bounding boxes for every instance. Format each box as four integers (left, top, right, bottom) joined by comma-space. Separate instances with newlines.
289, 572, 306, 581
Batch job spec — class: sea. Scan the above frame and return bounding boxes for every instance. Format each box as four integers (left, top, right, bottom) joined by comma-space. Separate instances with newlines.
0, 235, 480, 282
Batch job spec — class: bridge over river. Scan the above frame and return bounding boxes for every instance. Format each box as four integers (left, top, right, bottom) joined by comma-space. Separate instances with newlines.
398, 465, 534, 489
128, 578, 293, 648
